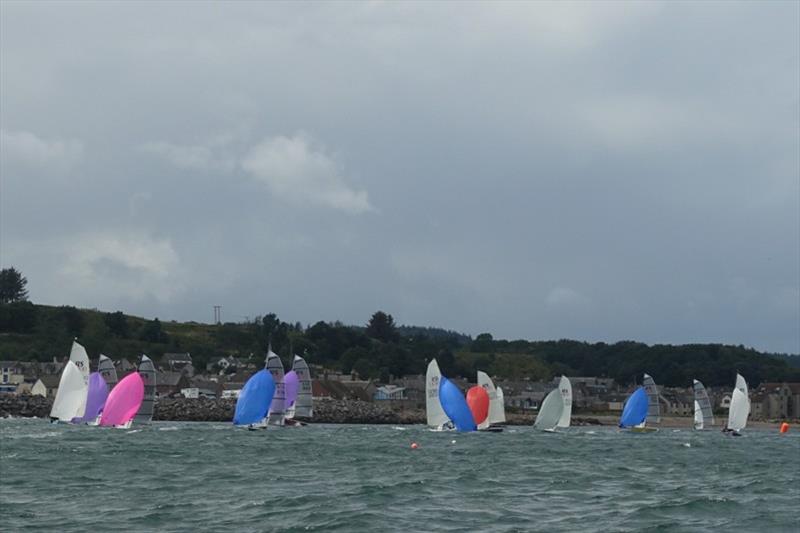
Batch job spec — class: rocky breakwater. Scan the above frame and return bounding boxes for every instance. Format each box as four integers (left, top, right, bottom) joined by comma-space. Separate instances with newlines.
0, 394, 52, 418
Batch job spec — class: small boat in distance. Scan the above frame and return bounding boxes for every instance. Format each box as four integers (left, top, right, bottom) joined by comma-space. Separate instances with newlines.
133, 355, 156, 424
71, 372, 109, 425
100, 372, 144, 428
265, 349, 286, 427
692, 379, 715, 430
291, 355, 313, 419
49, 361, 88, 423
98, 354, 118, 392
556, 376, 572, 429
476, 371, 505, 431
534, 387, 564, 432
619, 387, 652, 432
233, 369, 275, 427
723, 373, 750, 437
426, 359, 452, 431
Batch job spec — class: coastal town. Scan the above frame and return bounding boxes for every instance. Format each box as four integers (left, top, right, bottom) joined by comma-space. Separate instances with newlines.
2, 353, 799, 423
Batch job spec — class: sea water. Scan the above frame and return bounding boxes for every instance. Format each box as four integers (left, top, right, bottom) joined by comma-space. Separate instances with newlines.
1, 419, 798, 532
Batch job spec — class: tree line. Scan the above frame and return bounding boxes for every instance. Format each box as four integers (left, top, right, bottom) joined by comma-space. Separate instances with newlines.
0, 267, 798, 386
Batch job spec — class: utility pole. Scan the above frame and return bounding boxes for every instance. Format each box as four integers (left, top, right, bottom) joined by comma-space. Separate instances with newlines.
213, 305, 221, 325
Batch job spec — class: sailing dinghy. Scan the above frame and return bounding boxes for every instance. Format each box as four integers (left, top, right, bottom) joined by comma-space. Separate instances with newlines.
723, 373, 750, 437
265, 350, 286, 427
439, 376, 477, 432
477, 371, 505, 431
71, 372, 109, 425
133, 355, 156, 424
98, 354, 118, 392
426, 359, 452, 431
49, 361, 89, 423
291, 355, 313, 419
619, 387, 650, 431
100, 372, 144, 428
534, 387, 564, 432
233, 369, 275, 427
556, 376, 572, 429
692, 379, 714, 430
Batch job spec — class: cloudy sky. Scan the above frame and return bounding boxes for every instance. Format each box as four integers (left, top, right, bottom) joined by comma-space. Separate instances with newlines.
1, 1, 798, 353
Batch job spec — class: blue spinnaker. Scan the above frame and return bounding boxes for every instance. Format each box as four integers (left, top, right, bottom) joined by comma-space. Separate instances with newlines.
233, 369, 275, 426
439, 377, 476, 432
619, 387, 649, 428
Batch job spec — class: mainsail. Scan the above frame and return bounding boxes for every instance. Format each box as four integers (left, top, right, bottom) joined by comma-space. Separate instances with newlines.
100, 372, 144, 427
49, 361, 88, 421
692, 379, 714, 430
233, 369, 275, 426
438, 377, 476, 432
133, 355, 156, 423
642, 374, 661, 424
98, 354, 118, 392
426, 359, 449, 429
619, 387, 648, 428
556, 376, 572, 428
69, 340, 91, 386
265, 350, 286, 426
291, 355, 313, 418
477, 371, 505, 427
727, 374, 750, 432
534, 388, 564, 431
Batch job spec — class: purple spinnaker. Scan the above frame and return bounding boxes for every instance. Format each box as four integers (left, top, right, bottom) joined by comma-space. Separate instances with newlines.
284, 370, 299, 408
71, 372, 109, 424
100, 372, 144, 427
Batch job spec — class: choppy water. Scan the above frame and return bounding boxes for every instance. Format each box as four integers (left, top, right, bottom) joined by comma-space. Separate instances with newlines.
1, 419, 798, 532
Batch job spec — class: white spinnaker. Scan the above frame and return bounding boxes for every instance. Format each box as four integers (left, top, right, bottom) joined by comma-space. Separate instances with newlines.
426, 359, 449, 428
534, 388, 564, 431
292, 355, 313, 418
70, 340, 90, 386
694, 400, 703, 430
556, 376, 572, 428
642, 373, 661, 424
49, 361, 88, 420
266, 351, 286, 426
692, 379, 714, 429
477, 371, 505, 427
728, 374, 750, 431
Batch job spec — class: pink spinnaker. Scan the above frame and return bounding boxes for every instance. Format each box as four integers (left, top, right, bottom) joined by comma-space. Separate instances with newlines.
100, 372, 145, 427
284, 370, 299, 407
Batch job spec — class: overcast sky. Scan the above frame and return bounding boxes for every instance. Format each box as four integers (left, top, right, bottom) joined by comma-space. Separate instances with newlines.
1, 1, 798, 353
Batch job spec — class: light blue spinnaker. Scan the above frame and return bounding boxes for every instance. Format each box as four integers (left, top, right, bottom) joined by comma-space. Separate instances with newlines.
438, 377, 476, 432
233, 369, 275, 426
619, 387, 649, 428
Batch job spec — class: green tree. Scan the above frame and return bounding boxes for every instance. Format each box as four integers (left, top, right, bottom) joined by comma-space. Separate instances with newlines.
139, 317, 168, 343
0, 267, 29, 303
104, 311, 129, 338
366, 311, 399, 343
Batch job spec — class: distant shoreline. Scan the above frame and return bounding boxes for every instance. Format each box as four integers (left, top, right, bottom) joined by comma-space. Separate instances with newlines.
0, 395, 794, 428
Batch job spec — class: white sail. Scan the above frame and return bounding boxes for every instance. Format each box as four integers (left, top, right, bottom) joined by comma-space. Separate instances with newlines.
265, 350, 285, 426
134, 355, 156, 423
694, 400, 703, 430
692, 379, 714, 429
49, 361, 88, 421
70, 340, 90, 386
556, 376, 572, 428
477, 371, 505, 427
534, 388, 564, 431
292, 355, 313, 418
642, 373, 661, 424
426, 359, 449, 428
728, 374, 750, 432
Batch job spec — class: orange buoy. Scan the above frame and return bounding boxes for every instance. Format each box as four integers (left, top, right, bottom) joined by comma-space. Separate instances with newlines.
411, 442, 419, 449
780, 422, 789, 434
